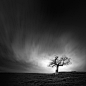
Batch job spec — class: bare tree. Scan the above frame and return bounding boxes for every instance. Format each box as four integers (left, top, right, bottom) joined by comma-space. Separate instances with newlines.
48, 55, 71, 74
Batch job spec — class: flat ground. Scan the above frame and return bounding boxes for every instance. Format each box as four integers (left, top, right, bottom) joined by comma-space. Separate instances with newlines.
1, 72, 86, 86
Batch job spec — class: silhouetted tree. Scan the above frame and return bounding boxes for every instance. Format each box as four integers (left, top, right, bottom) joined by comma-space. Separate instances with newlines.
48, 55, 71, 74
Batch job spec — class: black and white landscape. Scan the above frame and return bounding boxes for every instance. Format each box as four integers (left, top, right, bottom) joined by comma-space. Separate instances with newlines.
0, 0, 86, 86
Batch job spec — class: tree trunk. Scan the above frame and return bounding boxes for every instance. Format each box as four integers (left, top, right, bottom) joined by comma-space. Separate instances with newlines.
55, 65, 59, 74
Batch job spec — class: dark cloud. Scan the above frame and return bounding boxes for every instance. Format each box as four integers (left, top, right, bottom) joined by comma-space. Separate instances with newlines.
0, 0, 86, 73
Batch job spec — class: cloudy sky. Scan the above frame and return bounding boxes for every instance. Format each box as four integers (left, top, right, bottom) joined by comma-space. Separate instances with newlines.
0, 0, 86, 73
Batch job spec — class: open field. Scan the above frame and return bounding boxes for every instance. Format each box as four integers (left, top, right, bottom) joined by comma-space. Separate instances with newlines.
0, 72, 86, 86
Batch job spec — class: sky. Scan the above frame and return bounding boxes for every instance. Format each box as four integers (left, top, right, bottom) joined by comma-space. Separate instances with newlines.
0, 0, 86, 73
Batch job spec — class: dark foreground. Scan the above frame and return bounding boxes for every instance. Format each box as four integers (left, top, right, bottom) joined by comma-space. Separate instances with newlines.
1, 72, 86, 86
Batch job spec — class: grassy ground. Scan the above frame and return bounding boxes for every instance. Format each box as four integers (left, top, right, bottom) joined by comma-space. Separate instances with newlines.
0, 72, 86, 86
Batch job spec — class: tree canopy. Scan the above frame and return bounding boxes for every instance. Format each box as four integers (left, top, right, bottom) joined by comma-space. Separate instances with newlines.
48, 55, 71, 67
